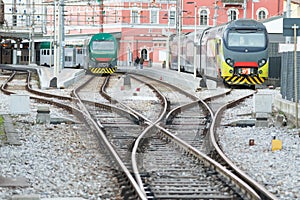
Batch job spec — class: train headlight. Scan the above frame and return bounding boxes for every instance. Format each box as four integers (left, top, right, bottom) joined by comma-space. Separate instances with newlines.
258, 59, 266, 67
226, 58, 234, 67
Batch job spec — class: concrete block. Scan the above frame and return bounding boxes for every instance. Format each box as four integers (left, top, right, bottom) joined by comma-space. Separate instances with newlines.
9, 94, 30, 114
254, 93, 273, 113
36, 106, 50, 124
11, 194, 40, 200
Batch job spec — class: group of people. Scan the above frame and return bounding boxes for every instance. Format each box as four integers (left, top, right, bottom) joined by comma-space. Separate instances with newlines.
134, 56, 144, 69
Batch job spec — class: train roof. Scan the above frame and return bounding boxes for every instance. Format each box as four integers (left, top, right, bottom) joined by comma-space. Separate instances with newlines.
90, 33, 116, 41
226, 19, 267, 30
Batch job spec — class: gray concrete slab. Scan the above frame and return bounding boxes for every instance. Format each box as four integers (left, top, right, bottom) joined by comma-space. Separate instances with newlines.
0, 175, 29, 187
3, 115, 21, 146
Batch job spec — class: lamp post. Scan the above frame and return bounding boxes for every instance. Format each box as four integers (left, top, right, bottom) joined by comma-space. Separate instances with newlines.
163, 0, 171, 70
187, 1, 197, 78
176, 0, 182, 73
213, 0, 218, 26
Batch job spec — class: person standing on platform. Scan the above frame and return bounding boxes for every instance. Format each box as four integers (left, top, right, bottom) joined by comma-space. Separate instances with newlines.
139, 57, 144, 69
134, 56, 140, 68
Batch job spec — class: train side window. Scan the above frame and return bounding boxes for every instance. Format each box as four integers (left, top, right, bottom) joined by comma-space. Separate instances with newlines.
47, 50, 50, 55
77, 49, 83, 54
216, 39, 221, 55
65, 56, 72, 62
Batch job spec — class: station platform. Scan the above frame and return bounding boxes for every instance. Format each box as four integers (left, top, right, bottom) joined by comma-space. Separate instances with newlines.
35, 66, 85, 89
0, 64, 85, 89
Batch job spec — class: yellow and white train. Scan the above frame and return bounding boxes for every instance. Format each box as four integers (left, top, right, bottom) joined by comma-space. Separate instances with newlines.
170, 19, 269, 87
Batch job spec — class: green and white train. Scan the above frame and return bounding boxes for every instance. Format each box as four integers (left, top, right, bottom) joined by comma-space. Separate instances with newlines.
39, 42, 84, 68
83, 32, 118, 74
39, 32, 119, 74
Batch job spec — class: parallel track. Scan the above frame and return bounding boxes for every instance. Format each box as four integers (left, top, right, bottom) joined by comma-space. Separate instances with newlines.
0, 69, 278, 200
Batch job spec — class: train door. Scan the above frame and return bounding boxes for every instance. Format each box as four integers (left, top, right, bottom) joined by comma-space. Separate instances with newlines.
75, 47, 85, 68
39, 42, 53, 67
2, 49, 12, 64
20, 48, 29, 65
185, 35, 194, 73
40, 49, 52, 66
205, 38, 217, 77
64, 47, 75, 68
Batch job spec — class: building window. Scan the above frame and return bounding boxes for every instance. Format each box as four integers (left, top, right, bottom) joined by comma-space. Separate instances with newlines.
200, 10, 208, 25
141, 49, 148, 60
131, 10, 139, 24
258, 11, 266, 19
150, 9, 159, 24
256, 8, 268, 20
169, 10, 176, 26
227, 9, 238, 21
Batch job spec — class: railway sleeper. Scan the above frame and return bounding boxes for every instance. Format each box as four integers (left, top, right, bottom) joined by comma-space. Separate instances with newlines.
151, 182, 213, 188
154, 194, 235, 199
153, 189, 231, 194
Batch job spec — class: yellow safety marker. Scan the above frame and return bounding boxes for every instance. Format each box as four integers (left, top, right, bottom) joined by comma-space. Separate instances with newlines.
271, 139, 282, 151
89, 67, 117, 74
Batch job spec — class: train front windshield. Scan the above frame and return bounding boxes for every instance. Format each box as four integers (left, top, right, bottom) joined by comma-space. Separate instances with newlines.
226, 30, 267, 50
92, 40, 115, 51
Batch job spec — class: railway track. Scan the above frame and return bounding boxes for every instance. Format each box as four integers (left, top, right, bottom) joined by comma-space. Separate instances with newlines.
0, 70, 146, 199
0, 69, 278, 200
208, 91, 279, 200
87, 73, 268, 199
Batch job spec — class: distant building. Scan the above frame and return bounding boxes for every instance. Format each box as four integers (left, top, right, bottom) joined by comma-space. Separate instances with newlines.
1, 0, 300, 66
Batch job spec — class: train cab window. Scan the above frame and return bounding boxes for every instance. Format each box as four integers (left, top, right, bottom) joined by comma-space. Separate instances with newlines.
92, 41, 114, 51
227, 30, 267, 50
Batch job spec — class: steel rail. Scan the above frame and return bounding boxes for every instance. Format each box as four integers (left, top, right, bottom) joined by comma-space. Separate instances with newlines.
106, 74, 262, 199
210, 91, 279, 200
73, 76, 148, 200
98, 75, 168, 197
1, 69, 147, 200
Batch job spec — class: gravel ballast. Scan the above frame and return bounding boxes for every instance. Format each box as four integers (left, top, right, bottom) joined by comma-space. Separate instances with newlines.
218, 92, 300, 200
1, 71, 299, 200
0, 93, 120, 200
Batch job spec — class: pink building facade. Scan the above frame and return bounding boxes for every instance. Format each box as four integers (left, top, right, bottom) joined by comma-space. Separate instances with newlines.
45, 0, 285, 67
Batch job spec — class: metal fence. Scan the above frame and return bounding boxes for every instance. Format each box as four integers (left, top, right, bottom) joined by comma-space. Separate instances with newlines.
281, 51, 300, 102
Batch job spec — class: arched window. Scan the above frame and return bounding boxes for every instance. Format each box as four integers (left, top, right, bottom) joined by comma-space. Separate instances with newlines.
227, 9, 239, 22
256, 8, 268, 20
258, 11, 266, 19
200, 10, 208, 26
141, 49, 148, 60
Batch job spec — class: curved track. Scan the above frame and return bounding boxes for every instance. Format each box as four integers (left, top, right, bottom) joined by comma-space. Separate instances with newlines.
0, 69, 278, 200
